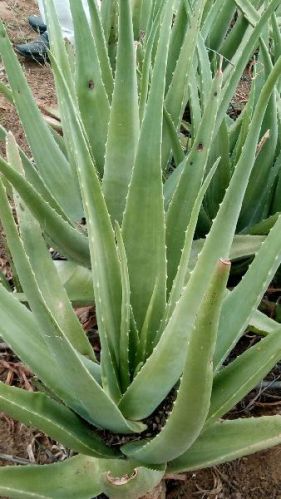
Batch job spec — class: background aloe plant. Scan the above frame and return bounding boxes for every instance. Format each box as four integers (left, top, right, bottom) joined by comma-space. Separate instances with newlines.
0, 0, 281, 497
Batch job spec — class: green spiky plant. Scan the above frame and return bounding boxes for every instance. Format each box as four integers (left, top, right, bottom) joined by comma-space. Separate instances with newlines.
195, 2, 281, 240
1, 0, 281, 497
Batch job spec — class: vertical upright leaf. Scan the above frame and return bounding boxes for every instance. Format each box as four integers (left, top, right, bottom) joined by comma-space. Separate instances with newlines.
122, 1, 174, 334
103, 0, 140, 224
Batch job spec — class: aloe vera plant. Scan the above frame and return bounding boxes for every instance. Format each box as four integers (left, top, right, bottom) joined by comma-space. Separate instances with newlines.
1, 0, 281, 497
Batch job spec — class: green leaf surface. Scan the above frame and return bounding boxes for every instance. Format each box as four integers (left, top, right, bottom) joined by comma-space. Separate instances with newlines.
122, 1, 173, 334
0, 455, 102, 499
168, 417, 281, 472
122, 259, 230, 464
103, 0, 139, 223
70, 0, 111, 174
0, 383, 114, 458
208, 328, 281, 427
0, 21, 82, 220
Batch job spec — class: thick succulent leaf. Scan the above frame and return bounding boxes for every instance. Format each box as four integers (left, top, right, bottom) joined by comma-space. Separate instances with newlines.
0, 454, 165, 499
115, 224, 131, 393
122, 1, 174, 334
168, 417, 281, 472
7, 133, 94, 359
196, 34, 212, 112
164, 160, 220, 328
206, 0, 236, 51
0, 455, 102, 499
249, 309, 281, 335
0, 155, 90, 267
162, 0, 205, 169
119, 57, 281, 421
139, 7, 161, 122
122, 260, 230, 464
0, 383, 115, 458
0, 124, 71, 223
204, 119, 231, 221
0, 283, 72, 392
189, 235, 265, 270
239, 39, 278, 229
208, 327, 281, 427
218, 0, 281, 130
50, 56, 124, 399
235, 0, 259, 25
55, 261, 94, 305
0, 21, 82, 220
69, 0, 111, 175
215, 214, 281, 369
0, 178, 142, 434
103, 0, 140, 223
166, 70, 222, 289
86, 0, 114, 99
165, 0, 188, 90
99, 458, 165, 499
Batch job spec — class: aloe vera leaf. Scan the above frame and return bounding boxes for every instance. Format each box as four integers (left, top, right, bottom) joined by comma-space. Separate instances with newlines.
166, 70, 222, 290
272, 13, 281, 66
0, 455, 102, 499
0, 383, 115, 458
86, 0, 114, 98
204, 119, 231, 220
100, 459, 166, 499
0, 179, 142, 434
235, 0, 259, 25
163, 161, 184, 211
119, 58, 281, 421
249, 309, 281, 334
163, 160, 220, 329
206, 0, 236, 51
69, 0, 111, 175
115, 224, 130, 393
139, 0, 154, 34
0, 283, 73, 390
248, 213, 281, 235
101, 0, 114, 43
186, 56, 281, 313
167, 417, 281, 472
214, 214, 281, 369
220, 13, 248, 63
187, 235, 265, 271
165, 0, 188, 90
0, 155, 90, 267
139, 8, 160, 122
188, 65, 202, 138
50, 54, 124, 370
218, 0, 281, 130
197, 34, 212, 112
42, 0, 75, 98
239, 39, 278, 229
122, 2, 174, 335
162, 1, 205, 169
207, 328, 281, 427
103, 0, 139, 224
0, 22, 82, 221
54, 261, 94, 305
163, 108, 185, 166
201, 0, 224, 40
0, 124, 71, 223
136, 278, 159, 363
7, 134, 94, 360
122, 260, 230, 464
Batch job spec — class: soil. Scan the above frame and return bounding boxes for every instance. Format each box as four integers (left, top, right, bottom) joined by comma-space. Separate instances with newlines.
0, 1, 281, 498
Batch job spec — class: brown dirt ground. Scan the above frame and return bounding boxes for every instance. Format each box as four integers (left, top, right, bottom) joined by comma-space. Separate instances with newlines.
0, 1, 281, 497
